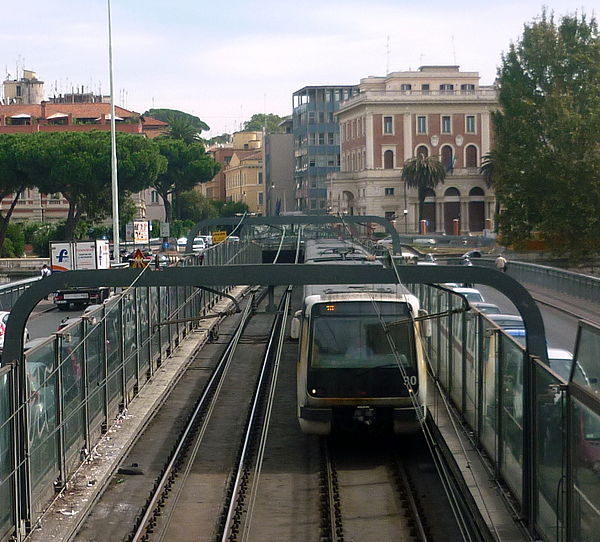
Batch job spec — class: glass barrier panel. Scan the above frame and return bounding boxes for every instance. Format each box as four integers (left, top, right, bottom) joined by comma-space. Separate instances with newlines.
169, 286, 178, 345
429, 287, 440, 374
480, 321, 498, 461
105, 300, 123, 410
123, 293, 137, 388
450, 296, 463, 408
149, 287, 160, 363
570, 398, 600, 541
160, 287, 169, 355
25, 340, 59, 515
499, 335, 524, 502
438, 291, 449, 388
534, 363, 566, 542
137, 287, 150, 379
59, 322, 85, 472
464, 311, 479, 428
84, 316, 105, 435
573, 325, 600, 394
0, 370, 15, 537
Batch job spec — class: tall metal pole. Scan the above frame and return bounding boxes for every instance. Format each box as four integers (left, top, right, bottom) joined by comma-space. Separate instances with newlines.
108, 0, 120, 263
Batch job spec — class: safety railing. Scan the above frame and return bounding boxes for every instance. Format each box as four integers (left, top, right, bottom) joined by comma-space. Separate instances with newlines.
410, 284, 600, 542
474, 258, 600, 305
0, 241, 261, 541
0, 277, 39, 311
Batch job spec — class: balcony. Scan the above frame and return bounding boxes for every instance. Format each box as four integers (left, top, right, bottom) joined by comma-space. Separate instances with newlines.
339, 88, 498, 111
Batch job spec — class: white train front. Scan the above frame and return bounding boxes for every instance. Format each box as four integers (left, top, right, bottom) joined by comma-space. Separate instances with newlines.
292, 239, 429, 435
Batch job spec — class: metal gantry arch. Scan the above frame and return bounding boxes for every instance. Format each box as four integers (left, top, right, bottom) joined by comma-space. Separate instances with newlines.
4, 264, 546, 365
184, 215, 402, 254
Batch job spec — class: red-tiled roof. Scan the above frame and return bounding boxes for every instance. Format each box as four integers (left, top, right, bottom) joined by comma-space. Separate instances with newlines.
0, 102, 139, 120
141, 115, 168, 126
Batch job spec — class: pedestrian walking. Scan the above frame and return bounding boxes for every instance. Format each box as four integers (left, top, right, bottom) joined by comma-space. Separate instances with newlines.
40, 264, 51, 299
495, 254, 507, 273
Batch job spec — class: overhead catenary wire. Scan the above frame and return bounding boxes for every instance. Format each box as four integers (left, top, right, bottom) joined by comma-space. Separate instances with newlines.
388, 255, 503, 541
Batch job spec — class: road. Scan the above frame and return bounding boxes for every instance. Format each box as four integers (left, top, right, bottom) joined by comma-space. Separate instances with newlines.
477, 284, 578, 354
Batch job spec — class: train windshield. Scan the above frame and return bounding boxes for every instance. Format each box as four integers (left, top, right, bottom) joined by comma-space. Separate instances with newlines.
309, 301, 415, 370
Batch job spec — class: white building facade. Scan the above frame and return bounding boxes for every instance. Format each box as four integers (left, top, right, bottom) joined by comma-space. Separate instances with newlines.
330, 66, 498, 234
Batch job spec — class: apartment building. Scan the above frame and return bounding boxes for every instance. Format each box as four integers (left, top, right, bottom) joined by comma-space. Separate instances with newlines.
330, 66, 498, 234
202, 131, 263, 204
292, 85, 358, 213
224, 150, 264, 214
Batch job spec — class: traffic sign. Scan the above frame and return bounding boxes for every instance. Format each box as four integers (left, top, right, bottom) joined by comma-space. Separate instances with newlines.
212, 230, 227, 244
130, 248, 147, 268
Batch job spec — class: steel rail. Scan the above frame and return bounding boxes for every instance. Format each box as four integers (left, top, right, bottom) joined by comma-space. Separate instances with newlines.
219, 288, 290, 542
130, 295, 255, 542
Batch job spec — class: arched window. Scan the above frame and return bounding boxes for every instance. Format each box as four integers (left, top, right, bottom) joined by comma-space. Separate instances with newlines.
384, 150, 394, 169
441, 145, 453, 171
416, 145, 429, 158
444, 187, 460, 197
469, 187, 484, 197
465, 145, 478, 168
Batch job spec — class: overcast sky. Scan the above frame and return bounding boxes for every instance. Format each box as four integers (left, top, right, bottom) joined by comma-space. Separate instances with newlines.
1, 1, 593, 137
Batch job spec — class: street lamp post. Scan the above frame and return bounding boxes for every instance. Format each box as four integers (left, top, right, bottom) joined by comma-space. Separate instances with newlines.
108, 0, 120, 263
403, 179, 408, 233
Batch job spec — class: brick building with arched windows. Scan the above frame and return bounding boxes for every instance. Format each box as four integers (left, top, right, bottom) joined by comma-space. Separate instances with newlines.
329, 66, 498, 234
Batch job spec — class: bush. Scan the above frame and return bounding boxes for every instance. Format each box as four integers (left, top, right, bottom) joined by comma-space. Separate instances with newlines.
1, 224, 25, 257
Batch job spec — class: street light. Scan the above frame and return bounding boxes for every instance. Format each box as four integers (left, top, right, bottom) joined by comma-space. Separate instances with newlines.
107, 0, 120, 263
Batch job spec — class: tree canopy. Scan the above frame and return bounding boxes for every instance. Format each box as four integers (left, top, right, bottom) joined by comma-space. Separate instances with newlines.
401, 154, 446, 224
33, 132, 166, 239
243, 113, 285, 133
492, 10, 600, 256
143, 108, 210, 133
153, 138, 220, 222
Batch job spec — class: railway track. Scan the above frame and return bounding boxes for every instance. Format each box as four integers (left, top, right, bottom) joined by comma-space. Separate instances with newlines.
318, 436, 432, 542
126, 286, 290, 542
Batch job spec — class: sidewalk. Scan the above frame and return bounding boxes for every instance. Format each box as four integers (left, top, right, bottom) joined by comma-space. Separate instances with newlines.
520, 280, 600, 324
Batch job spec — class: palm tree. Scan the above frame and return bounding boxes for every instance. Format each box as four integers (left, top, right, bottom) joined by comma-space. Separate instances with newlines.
479, 150, 496, 189
166, 116, 202, 143
401, 154, 446, 228
480, 151, 500, 230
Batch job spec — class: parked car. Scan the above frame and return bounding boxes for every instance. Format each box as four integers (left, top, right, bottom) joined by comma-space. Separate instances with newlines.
57, 317, 82, 332
192, 237, 206, 252
0, 311, 30, 351
546, 348, 574, 381
413, 238, 436, 246
462, 250, 482, 259
470, 301, 502, 314
450, 287, 485, 303
486, 313, 526, 343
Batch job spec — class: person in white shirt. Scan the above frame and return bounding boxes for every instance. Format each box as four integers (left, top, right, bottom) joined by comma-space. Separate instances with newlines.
495, 254, 507, 272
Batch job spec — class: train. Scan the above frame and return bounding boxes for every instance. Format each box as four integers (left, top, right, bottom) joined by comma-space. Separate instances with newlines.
291, 238, 430, 435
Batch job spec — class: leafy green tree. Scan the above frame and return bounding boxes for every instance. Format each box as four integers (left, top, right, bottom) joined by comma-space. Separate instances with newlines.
176, 190, 218, 222
0, 134, 38, 254
0, 223, 25, 257
30, 132, 166, 239
492, 10, 600, 256
153, 138, 220, 222
401, 154, 446, 224
243, 113, 285, 133
217, 201, 250, 217
205, 133, 231, 146
143, 108, 209, 140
